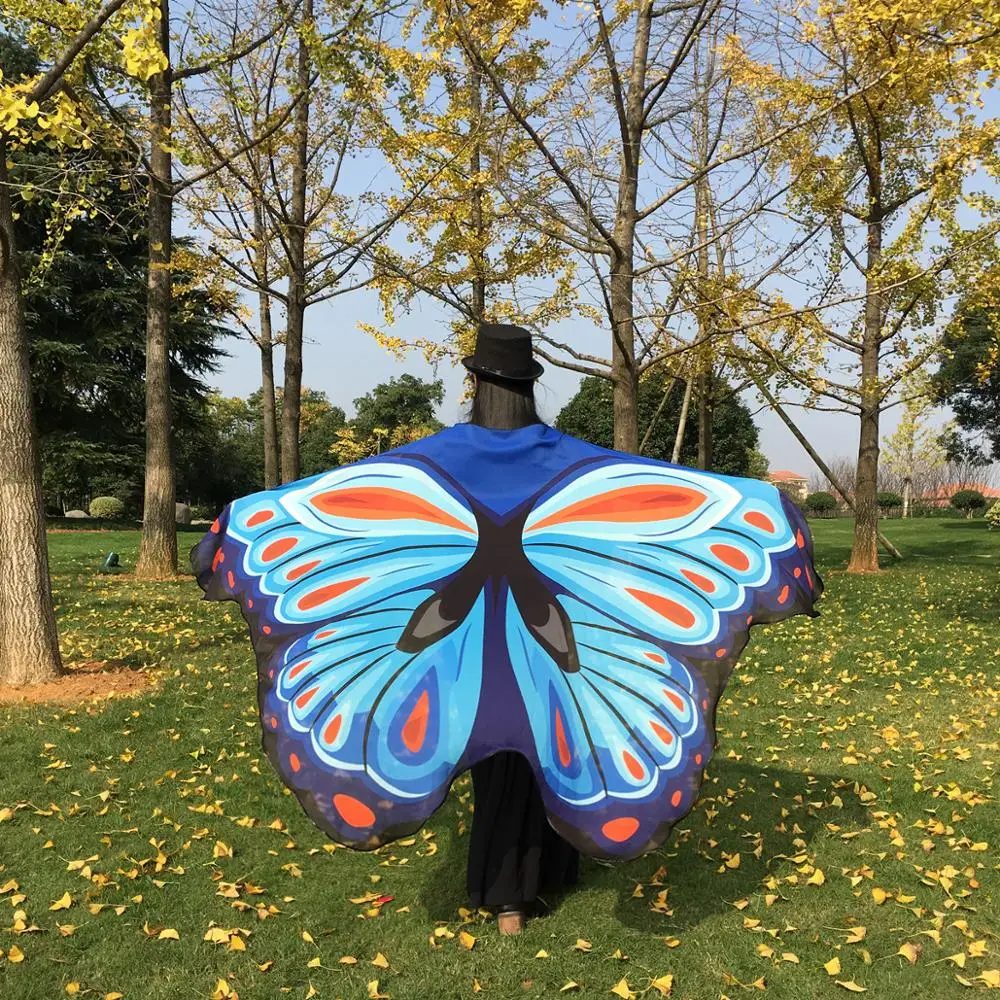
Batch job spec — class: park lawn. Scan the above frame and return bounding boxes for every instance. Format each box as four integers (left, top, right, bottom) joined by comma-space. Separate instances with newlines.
0, 520, 997, 1000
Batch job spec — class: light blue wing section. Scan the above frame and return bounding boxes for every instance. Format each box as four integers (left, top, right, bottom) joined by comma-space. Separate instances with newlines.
225, 461, 479, 627
506, 595, 705, 808
523, 463, 797, 648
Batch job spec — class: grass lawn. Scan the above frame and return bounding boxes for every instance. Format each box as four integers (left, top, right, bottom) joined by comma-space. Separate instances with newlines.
0, 519, 997, 1000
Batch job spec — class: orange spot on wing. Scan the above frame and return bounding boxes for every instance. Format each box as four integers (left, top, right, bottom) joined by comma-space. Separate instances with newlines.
715, 647, 727, 658
710, 543, 751, 571
744, 510, 775, 533
323, 714, 342, 744
555, 709, 572, 768
315, 629, 337, 639
287, 659, 311, 681
670, 789, 683, 807
210, 518, 220, 533
796, 528, 806, 548
694, 753, 703, 765
289, 753, 301, 772
681, 568, 716, 593
247, 509, 274, 527
528, 484, 706, 532
664, 690, 687, 712
287, 559, 321, 581
269, 716, 278, 729
333, 794, 375, 829
626, 588, 696, 629
294, 687, 319, 710
262, 537, 298, 562
806, 567, 814, 588
262, 625, 272, 635
643, 651, 665, 664
212, 548, 225, 570
622, 751, 645, 780
311, 487, 474, 533
297, 577, 368, 612
793, 566, 802, 578
650, 720, 674, 745
778, 585, 790, 604
602, 816, 640, 842
401, 691, 430, 753
226, 571, 235, 589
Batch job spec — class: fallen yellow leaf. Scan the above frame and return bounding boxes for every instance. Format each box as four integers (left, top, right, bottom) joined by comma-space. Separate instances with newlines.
610, 978, 635, 999
651, 973, 674, 995
458, 931, 476, 951
50, 892, 73, 912
835, 981, 867, 993
824, 957, 842, 976
372, 952, 390, 968
897, 942, 920, 965
158, 928, 179, 941
8, 944, 24, 963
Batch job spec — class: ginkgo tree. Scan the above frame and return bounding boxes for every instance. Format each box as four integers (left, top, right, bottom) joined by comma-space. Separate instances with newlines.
356, 0, 578, 368
727, 0, 1000, 571
0, 0, 170, 685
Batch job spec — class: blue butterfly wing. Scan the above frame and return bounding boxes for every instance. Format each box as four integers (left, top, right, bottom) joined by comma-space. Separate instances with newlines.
191, 459, 484, 847
508, 460, 822, 858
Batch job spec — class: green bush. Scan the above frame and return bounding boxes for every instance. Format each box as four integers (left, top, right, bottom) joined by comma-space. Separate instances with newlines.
88, 496, 126, 520
951, 489, 986, 517
804, 491, 838, 516
877, 491, 903, 515
986, 499, 1000, 529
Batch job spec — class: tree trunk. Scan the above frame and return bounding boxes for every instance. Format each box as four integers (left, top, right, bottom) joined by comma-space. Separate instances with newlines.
697, 372, 713, 470
0, 140, 63, 684
672, 375, 693, 463
253, 200, 279, 488
610, 257, 638, 453
280, 0, 313, 485
902, 475, 911, 518
136, 9, 178, 579
468, 56, 486, 325
847, 214, 883, 573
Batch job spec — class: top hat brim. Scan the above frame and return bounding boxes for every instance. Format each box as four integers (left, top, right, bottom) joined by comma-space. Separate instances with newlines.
461, 356, 544, 381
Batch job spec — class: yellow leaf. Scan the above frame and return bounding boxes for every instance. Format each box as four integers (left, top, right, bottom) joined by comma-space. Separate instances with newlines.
897, 942, 920, 965
825, 957, 842, 976
105, 994, 125, 1000
8, 944, 24, 963
367, 980, 389, 999
845, 927, 866, 944
58, 925, 76, 937
307, 957, 322, 968
372, 952, 390, 968
301, 930, 315, 944
975, 971, 1000, 988
65, 984, 81, 995
535, 950, 550, 959
871, 888, 889, 905
256, 961, 273, 973
651, 974, 674, 995
807, 868, 826, 886
664, 937, 681, 948
947, 953, 967, 968
340, 956, 358, 965
835, 981, 867, 993
560, 984, 581, 993
724, 853, 741, 869
210, 981, 233, 1000
574, 938, 593, 952
158, 928, 179, 941
50, 892, 73, 911
458, 931, 476, 951
213, 841, 233, 859
610, 979, 635, 999
782, 953, 800, 964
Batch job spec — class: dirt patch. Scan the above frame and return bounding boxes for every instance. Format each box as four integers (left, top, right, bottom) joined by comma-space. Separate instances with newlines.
0, 660, 155, 706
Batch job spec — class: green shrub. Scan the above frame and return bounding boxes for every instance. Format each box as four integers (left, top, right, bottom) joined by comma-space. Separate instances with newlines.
88, 496, 126, 520
804, 491, 838, 516
951, 489, 986, 517
986, 499, 1000, 529
877, 491, 903, 515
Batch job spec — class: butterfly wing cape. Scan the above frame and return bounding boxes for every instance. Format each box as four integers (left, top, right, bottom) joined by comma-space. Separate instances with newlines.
191, 423, 822, 860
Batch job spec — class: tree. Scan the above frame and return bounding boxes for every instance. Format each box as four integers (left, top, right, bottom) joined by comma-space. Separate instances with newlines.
351, 374, 443, 441
805, 492, 838, 517
0, 1, 161, 685
728, 1, 1000, 571
881, 381, 948, 517
933, 307, 1000, 461
556, 374, 759, 477
951, 489, 986, 519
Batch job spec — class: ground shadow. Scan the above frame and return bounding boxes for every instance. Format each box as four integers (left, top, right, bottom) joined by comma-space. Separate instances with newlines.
418, 759, 870, 930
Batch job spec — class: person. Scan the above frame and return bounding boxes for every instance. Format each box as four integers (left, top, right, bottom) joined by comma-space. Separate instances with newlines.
460, 322, 581, 936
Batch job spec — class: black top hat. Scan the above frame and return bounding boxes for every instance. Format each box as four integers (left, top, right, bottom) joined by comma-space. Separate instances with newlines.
461, 322, 544, 382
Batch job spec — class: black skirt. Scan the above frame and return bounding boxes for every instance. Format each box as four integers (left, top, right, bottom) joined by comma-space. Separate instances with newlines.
466, 751, 580, 909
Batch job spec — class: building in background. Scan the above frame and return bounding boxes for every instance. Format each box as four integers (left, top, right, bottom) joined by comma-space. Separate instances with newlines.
918, 483, 1000, 508
767, 469, 809, 502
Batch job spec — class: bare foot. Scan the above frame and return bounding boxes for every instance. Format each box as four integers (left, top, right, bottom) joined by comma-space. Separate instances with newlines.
497, 910, 524, 936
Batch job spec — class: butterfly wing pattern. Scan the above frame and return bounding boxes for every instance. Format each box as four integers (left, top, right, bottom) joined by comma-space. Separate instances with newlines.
508, 458, 821, 857
191, 460, 485, 847
192, 430, 822, 858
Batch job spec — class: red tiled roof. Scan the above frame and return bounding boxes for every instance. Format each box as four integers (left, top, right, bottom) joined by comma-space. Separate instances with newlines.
768, 470, 808, 482
919, 483, 1000, 500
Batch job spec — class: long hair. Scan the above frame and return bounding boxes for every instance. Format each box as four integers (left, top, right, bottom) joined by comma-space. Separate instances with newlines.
468, 373, 541, 430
